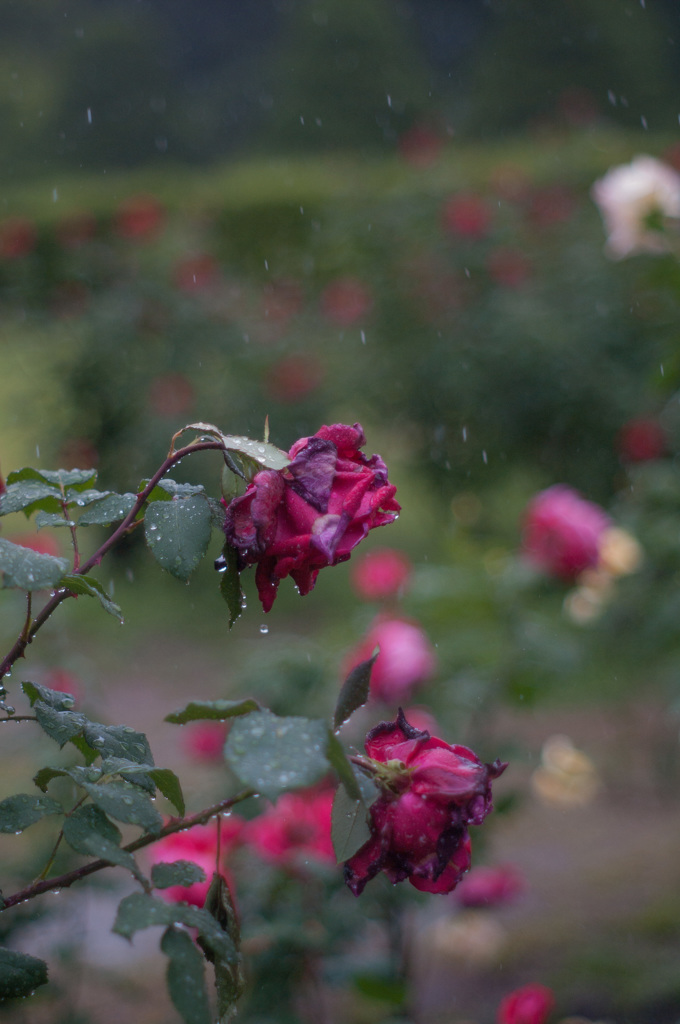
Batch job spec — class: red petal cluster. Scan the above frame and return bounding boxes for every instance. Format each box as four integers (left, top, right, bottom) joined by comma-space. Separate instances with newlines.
344, 710, 506, 896
223, 423, 400, 612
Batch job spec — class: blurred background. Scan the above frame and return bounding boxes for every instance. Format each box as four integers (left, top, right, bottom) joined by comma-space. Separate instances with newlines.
3, 1, 680, 1022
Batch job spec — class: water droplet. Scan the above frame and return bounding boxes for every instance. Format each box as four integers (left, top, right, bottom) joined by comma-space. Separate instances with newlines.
92, 736, 106, 747
259, 624, 269, 635
149, 524, 158, 531
122, 796, 134, 806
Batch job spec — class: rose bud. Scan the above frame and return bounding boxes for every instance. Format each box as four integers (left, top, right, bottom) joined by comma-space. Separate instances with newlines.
497, 983, 555, 1024
522, 485, 611, 581
344, 709, 506, 896
223, 423, 400, 612
343, 616, 437, 704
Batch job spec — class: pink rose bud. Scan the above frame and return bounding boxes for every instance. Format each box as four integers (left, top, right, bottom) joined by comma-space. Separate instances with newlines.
344, 617, 437, 704
522, 485, 611, 580
243, 788, 334, 871
350, 548, 412, 601
344, 710, 507, 896
223, 423, 400, 612
146, 819, 243, 907
498, 983, 555, 1024
456, 863, 525, 908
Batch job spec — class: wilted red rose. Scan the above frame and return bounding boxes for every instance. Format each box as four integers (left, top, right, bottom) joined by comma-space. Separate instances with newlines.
522, 485, 611, 580
344, 616, 436, 704
113, 194, 165, 241
344, 709, 507, 896
442, 193, 491, 239
0, 217, 37, 259
223, 423, 400, 612
244, 788, 334, 870
617, 417, 666, 463
350, 547, 412, 601
498, 983, 555, 1024
146, 819, 244, 906
456, 862, 525, 908
320, 277, 373, 325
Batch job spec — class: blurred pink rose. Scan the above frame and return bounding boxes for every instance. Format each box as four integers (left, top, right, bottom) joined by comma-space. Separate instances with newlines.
498, 983, 555, 1024
243, 788, 334, 870
591, 155, 680, 258
45, 669, 83, 706
0, 217, 37, 259
12, 532, 62, 558
147, 819, 244, 906
182, 721, 229, 762
113, 194, 165, 242
456, 863, 525, 908
344, 616, 437, 704
350, 548, 412, 601
172, 253, 220, 293
522, 485, 611, 580
264, 354, 325, 403
442, 193, 491, 239
320, 277, 373, 325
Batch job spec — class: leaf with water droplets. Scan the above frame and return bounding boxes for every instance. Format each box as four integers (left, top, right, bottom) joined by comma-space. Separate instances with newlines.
76, 492, 137, 526
0, 540, 69, 591
225, 710, 330, 799
152, 861, 206, 890
165, 698, 259, 725
62, 804, 147, 884
161, 926, 212, 1024
333, 651, 378, 731
217, 541, 243, 629
145, 495, 213, 582
0, 793, 63, 833
0, 948, 48, 999
81, 780, 163, 833
113, 892, 237, 965
59, 573, 123, 622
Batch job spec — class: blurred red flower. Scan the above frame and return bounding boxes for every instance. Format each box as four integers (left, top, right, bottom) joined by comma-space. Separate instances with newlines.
522, 485, 611, 580
320, 277, 373, 325
456, 863, 525, 908
182, 721, 229, 762
113, 194, 165, 241
172, 253, 220, 293
442, 193, 491, 239
244, 788, 335, 870
617, 417, 666, 463
344, 616, 436, 704
148, 373, 195, 418
12, 533, 62, 558
398, 124, 443, 168
0, 217, 37, 259
498, 983, 555, 1024
487, 246, 532, 288
146, 819, 244, 907
264, 354, 325, 403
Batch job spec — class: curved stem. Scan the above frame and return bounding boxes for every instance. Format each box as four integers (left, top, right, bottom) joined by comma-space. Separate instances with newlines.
0, 439, 226, 683
1, 788, 255, 911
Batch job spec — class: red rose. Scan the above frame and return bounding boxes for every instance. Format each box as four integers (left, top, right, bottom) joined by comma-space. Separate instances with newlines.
522, 485, 611, 580
344, 710, 506, 896
442, 193, 491, 239
223, 423, 400, 612
244, 788, 334, 871
343, 616, 436, 704
498, 983, 555, 1024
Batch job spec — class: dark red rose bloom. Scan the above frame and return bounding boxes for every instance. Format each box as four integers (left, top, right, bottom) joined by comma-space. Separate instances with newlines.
497, 983, 555, 1024
223, 423, 400, 612
344, 710, 507, 896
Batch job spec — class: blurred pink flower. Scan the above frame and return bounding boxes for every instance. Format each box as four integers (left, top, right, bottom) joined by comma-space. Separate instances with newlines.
148, 373, 195, 418
442, 193, 491, 239
182, 721, 229, 762
264, 354, 325, 403
45, 669, 83, 706
12, 532, 62, 558
147, 819, 244, 906
591, 155, 680, 258
350, 548, 412, 601
617, 417, 666, 463
344, 616, 437, 704
487, 246, 532, 288
522, 485, 611, 581
498, 983, 555, 1024
243, 788, 335, 869
172, 253, 220, 293
0, 217, 37, 259
320, 277, 373, 325
113, 194, 165, 242
455, 863, 525, 908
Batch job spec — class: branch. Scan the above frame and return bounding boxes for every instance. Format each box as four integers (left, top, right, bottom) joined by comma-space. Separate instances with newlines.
1, 788, 255, 911
0, 439, 227, 682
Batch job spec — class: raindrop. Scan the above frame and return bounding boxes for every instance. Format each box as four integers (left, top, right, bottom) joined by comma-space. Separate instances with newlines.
482, 450, 488, 464
641, 115, 648, 129
259, 624, 269, 635
360, 330, 366, 344
87, 107, 92, 124
462, 427, 468, 442
149, 524, 158, 531
35, 445, 40, 458
52, 188, 58, 203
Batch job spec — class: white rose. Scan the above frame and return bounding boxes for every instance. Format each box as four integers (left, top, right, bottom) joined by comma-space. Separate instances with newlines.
591, 154, 680, 258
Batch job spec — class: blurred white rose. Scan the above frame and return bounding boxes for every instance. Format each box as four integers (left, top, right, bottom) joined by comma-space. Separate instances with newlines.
591, 155, 680, 258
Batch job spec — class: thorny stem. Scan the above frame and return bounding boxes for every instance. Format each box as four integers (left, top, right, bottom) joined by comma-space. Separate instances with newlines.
0, 715, 38, 724
0, 439, 227, 683
1, 789, 255, 911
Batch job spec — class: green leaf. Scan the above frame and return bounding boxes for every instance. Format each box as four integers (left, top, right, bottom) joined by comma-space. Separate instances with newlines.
161, 927, 212, 1024
331, 784, 372, 863
174, 422, 290, 473
0, 540, 69, 591
156, 480, 207, 498
0, 947, 48, 1000
325, 730, 361, 800
81, 723, 154, 766
33, 764, 100, 791
354, 973, 407, 1005
81, 780, 163, 834
165, 698, 259, 725
217, 541, 243, 629
202, 874, 244, 1022
145, 495, 213, 582
98, 760, 184, 813
34, 512, 75, 529
333, 652, 378, 731
59, 574, 123, 622
0, 480, 61, 516
33, 703, 88, 747
6, 467, 97, 491
76, 493, 137, 526
0, 794, 62, 833
148, 768, 185, 817
22, 682, 77, 710
151, 861, 206, 890
224, 711, 330, 800
62, 805, 147, 884
113, 892, 237, 965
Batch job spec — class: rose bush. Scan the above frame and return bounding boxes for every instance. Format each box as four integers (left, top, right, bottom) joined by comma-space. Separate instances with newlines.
344, 710, 506, 896
522, 485, 611, 580
223, 422, 400, 611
